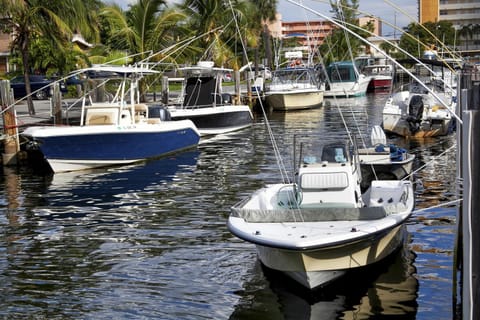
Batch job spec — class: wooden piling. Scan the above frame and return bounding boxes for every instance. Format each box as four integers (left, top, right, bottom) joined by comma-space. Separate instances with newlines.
52, 82, 62, 125
161, 76, 169, 105
1, 80, 20, 166
234, 71, 241, 105
246, 77, 252, 107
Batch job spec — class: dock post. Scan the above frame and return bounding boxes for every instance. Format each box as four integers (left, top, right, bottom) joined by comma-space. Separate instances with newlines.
246, 77, 252, 107
52, 82, 62, 125
1, 80, 20, 166
161, 76, 169, 105
234, 71, 241, 105
460, 73, 480, 320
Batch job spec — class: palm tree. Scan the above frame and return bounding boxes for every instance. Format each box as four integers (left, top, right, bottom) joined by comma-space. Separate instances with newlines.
180, 0, 251, 67
101, 0, 187, 65
458, 24, 473, 51
0, 0, 99, 115
320, 0, 363, 65
249, 0, 278, 69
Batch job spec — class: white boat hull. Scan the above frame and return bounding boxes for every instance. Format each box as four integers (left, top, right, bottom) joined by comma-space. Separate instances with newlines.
382, 91, 454, 137
228, 139, 415, 290
255, 224, 406, 289
265, 90, 324, 111
324, 76, 371, 98
382, 112, 452, 137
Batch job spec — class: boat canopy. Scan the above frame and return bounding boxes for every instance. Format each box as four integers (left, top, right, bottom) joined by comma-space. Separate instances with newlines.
326, 61, 358, 83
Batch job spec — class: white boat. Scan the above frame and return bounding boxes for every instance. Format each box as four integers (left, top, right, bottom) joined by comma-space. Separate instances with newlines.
21, 65, 201, 173
382, 59, 457, 138
167, 61, 253, 136
228, 137, 415, 290
355, 56, 394, 91
324, 61, 371, 98
264, 67, 324, 111
358, 126, 415, 191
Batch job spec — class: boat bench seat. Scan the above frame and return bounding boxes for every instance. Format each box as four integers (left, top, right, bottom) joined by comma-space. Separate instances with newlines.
134, 104, 149, 123
299, 172, 349, 190
85, 107, 119, 125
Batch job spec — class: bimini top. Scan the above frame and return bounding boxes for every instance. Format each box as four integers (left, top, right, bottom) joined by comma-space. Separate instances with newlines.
326, 61, 359, 82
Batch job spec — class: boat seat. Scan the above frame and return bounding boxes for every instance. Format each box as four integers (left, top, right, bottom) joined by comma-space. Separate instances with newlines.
299, 172, 349, 190
321, 145, 348, 163
275, 185, 301, 209
135, 104, 149, 123
85, 107, 119, 125
147, 118, 161, 124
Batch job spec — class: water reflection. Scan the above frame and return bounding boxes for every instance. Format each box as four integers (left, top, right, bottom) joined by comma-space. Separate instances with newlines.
0, 92, 459, 319
230, 241, 418, 320
43, 150, 200, 208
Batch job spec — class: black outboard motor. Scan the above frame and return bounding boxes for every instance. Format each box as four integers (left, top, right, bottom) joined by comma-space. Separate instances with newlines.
148, 105, 171, 121
406, 95, 424, 133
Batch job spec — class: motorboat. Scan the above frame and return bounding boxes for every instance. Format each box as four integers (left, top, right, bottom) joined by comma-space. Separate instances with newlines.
382, 58, 458, 138
364, 64, 394, 91
21, 65, 200, 173
264, 67, 324, 111
358, 126, 415, 191
324, 61, 371, 98
228, 136, 415, 290
355, 56, 394, 91
167, 61, 253, 136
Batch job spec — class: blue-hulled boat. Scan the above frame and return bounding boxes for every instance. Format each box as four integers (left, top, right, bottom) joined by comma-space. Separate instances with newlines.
21, 65, 200, 173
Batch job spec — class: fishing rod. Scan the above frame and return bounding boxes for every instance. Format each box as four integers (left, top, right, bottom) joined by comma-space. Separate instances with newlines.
285, 0, 463, 126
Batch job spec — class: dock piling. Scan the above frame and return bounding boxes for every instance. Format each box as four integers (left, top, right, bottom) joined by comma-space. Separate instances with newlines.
1, 80, 20, 166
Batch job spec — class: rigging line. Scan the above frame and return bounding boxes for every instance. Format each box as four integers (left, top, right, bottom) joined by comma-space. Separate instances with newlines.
299, 0, 318, 66
309, 0, 459, 90
334, 17, 458, 97
148, 27, 224, 68
383, 0, 463, 66
227, 0, 290, 184
330, 0, 361, 78
314, 0, 462, 67
412, 198, 462, 214
285, 0, 463, 126
142, 31, 226, 92
402, 144, 456, 181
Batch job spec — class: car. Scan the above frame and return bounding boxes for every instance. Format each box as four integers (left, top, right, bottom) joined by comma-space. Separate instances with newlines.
246, 65, 272, 80
223, 72, 233, 82
9, 75, 67, 100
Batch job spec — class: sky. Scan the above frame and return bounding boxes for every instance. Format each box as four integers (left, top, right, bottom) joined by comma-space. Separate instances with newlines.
109, 0, 419, 37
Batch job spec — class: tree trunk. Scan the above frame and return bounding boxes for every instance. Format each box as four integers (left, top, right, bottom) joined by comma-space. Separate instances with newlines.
21, 39, 35, 115
263, 24, 272, 69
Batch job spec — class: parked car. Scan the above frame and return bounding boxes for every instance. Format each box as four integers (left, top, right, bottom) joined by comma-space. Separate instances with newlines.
246, 65, 272, 80
9, 75, 67, 100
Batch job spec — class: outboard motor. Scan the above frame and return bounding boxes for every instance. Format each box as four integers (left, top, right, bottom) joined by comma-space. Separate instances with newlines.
407, 95, 424, 133
148, 105, 171, 121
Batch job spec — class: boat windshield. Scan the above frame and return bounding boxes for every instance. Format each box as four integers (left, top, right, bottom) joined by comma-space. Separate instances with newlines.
272, 68, 317, 85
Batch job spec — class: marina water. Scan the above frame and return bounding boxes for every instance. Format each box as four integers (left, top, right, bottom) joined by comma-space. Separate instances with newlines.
0, 92, 457, 319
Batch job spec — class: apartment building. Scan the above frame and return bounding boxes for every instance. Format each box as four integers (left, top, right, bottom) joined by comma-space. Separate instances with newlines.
281, 20, 336, 48
279, 16, 381, 47
421, 0, 480, 26
419, 0, 480, 54
0, 32, 12, 74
